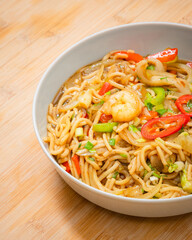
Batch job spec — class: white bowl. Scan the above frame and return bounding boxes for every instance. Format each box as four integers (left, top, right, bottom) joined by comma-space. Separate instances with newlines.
33, 22, 192, 217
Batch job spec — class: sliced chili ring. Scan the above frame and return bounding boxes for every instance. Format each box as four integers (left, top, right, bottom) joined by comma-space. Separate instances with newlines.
186, 62, 192, 68
100, 113, 112, 123
175, 95, 192, 117
112, 51, 143, 63
147, 48, 178, 63
62, 161, 71, 173
141, 114, 190, 140
98, 82, 113, 96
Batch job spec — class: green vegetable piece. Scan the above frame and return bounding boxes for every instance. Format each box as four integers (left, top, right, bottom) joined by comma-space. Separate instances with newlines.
161, 174, 167, 178
78, 143, 82, 149
148, 163, 155, 171
167, 109, 174, 113
143, 170, 148, 177
94, 100, 104, 106
187, 99, 192, 109
155, 104, 164, 111
75, 127, 84, 137
178, 125, 184, 133
152, 172, 161, 178
160, 77, 168, 80
145, 87, 165, 107
93, 122, 118, 133
181, 169, 192, 193
129, 125, 138, 133
84, 141, 94, 150
71, 113, 75, 120
156, 108, 167, 116
136, 138, 146, 143
88, 157, 95, 161
146, 102, 154, 111
147, 65, 155, 70
109, 138, 116, 146
168, 163, 178, 173
112, 171, 119, 179
89, 149, 96, 153
105, 91, 111, 95
120, 153, 127, 158
141, 188, 145, 194
153, 193, 162, 199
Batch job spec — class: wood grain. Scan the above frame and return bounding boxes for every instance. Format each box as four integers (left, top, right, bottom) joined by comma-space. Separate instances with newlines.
0, 0, 192, 239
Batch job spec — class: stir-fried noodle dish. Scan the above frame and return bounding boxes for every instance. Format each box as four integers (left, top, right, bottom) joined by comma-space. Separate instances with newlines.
44, 48, 192, 199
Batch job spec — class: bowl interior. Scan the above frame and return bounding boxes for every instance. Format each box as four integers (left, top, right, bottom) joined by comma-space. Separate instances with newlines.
34, 23, 192, 142
33, 23, 192, 216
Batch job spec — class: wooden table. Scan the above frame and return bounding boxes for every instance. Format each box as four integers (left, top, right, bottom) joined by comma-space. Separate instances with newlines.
1, 0, 192, 239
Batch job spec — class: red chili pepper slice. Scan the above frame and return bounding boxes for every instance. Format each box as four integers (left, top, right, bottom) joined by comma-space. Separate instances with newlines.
72, 154, 81, 175
100, 113, 112, 123
62, 161, 71, 173
147, 48, 178, 63
112, 51, 143, 63
98, 82, 113, 96
169, 70, 177, 74
112, 51, 128, 56
186, 62, 192, 68
175, 95, 192, 117
126, 52, 143, 63
82, 112, 88, 118
141, 114, 190, 140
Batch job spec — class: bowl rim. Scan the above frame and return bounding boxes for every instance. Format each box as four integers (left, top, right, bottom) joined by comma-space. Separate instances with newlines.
33, 22, 192, 204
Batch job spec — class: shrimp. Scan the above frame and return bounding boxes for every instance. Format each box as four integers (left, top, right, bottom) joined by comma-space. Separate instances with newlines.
102, 89, 142, 122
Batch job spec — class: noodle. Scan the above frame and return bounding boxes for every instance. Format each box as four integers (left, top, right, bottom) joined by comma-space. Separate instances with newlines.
44, 49, 192, 199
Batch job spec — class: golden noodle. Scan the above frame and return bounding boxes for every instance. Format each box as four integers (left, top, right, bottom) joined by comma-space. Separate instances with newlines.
44, 49, 192, 199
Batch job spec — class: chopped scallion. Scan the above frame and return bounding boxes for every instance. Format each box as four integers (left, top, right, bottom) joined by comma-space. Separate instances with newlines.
179, 125, 185, 133
160, 77, 168, 80
148, 163, 155, 171
146, 65, 155, 70
143, 170, 148, 177
129, 125, 138, 133
187, 99, 192, 109
105, 91, 111, 95
88, 157, 95, 161
109, 138, 115, 146
167, 109, 174, 113
93, 122, 118, 133
94, 100, 104, 106
71, 113, 75, 120
112, 171, 119, 179
78, 143, 82, 149
168, 163, 178, 173
84, 141, 94, 150
120, 153, 127, 158
89, 149, 96, 153
154, 193, 162, 198
152, 172, 161, 178
156, 108, 167, 116
75, 127, 84, 137
136, 138, 146, 143
146, 102, 154, 111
